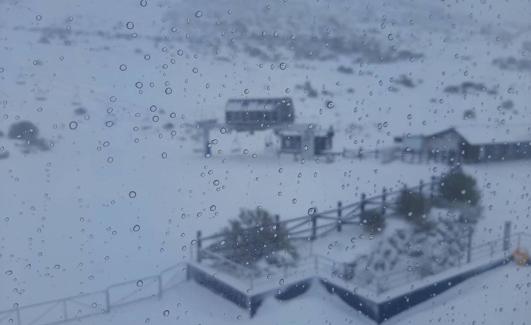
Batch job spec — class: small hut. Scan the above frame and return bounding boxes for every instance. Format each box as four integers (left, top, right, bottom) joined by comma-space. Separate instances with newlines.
276, 124, 334, 159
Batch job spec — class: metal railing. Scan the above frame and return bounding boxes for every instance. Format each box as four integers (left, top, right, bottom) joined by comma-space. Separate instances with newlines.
194, 232, 530, 297
371, 232, 530, 293
0, 263, 187, 325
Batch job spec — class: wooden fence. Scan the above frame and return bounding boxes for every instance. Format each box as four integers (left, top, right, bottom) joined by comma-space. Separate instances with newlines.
342, 146, 466, 166
0, 264, 187, 325
196, 173, 449, 260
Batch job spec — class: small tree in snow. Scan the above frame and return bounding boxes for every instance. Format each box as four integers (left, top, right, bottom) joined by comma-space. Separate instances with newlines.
360, 209, 386, 235
439, 171, 480, 205
217, 208, 298, 267
396, 189, 431, 228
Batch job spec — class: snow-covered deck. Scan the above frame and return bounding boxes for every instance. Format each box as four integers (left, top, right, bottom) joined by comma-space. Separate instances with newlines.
188, 232, 529, 321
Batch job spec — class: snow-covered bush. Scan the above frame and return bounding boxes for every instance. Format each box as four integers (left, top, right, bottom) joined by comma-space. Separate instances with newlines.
349, 213, 471, 291
396, 189, 431, 228
215, 208, 298, 267
360, 208, 386, 235
439, 171, 480, 205
409, 217, 470, 276
7, 120, 50, 152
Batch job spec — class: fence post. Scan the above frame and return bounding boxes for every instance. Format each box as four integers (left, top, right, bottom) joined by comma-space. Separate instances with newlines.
105, 290, 111, 313
158, 275, 163, 299
62, 299, 68, 321
466, 226, 473, 263
249, 271, 254, 291
381, 188, 386, 216
186, 263, 191, 281
503, 221, 511, 251
15, 304, 21, 325
311, 210, 317, 241
337, 201, 342, 232
203, 127, 211, 157
430, 176, 436, 200
196, 231, 202, 263
275, 214, 280, 240
360, 193, 366, 215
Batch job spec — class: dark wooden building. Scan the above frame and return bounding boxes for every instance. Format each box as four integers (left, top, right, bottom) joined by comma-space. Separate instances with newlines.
277, 125, 334, 158
395, 126, 531, 163
225, 97, 295, 131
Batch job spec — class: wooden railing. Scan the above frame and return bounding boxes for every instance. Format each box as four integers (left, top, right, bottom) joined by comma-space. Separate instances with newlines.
196, 172, 452, 259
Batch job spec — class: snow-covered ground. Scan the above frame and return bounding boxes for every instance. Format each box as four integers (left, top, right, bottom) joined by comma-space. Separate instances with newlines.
1, 0, 531, 323
51, 263, 529, 325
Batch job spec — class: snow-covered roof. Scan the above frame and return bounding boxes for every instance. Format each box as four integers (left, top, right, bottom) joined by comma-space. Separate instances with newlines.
225, 97, 293, 111
429, 125, 531, 145
455, 125, 531, 145
277, 123, 332, 136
